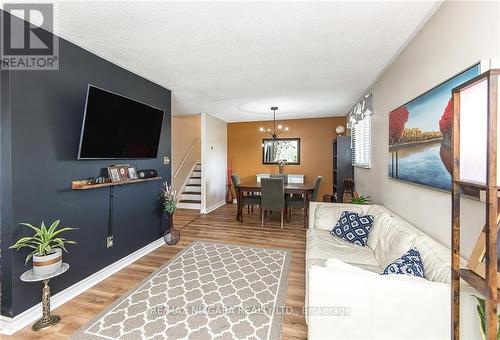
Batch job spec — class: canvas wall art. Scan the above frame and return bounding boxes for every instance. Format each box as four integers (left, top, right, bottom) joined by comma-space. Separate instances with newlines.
388, 65, 480, 191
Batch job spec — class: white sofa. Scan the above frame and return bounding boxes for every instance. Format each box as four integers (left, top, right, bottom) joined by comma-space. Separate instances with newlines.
306, 202, 480, 340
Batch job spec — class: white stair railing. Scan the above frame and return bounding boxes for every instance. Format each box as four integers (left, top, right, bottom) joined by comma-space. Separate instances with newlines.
174, 138, 200, 179
173, 139, 201, 197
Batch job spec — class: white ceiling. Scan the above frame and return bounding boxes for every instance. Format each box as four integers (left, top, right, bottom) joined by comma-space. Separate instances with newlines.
51, 1, 440, 122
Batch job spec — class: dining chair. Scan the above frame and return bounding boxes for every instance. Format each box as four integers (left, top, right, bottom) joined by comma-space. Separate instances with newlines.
286, 176, 322, 221
232, 175, 261, 220
270, 173, 288, 184
261, 178, 285, 228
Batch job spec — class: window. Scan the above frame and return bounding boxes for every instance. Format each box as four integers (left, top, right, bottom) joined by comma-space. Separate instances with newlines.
351, 115, 371, 168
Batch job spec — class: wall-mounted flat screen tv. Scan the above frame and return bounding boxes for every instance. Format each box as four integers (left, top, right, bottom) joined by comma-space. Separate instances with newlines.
78, 85, 164, 159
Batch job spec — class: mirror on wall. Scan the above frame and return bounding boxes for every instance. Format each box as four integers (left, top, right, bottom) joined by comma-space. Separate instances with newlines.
262, 138, 300, 164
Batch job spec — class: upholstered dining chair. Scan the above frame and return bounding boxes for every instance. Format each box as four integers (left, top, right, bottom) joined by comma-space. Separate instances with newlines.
270, 173, 288, 184
286, 176, 322, 221
261, 178, 285, 228
232, 175, 261, 221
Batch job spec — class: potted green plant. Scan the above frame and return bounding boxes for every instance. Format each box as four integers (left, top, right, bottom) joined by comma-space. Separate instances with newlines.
161, 182, 180, 245
351, 192, 371, 204
9, 220, 76, 276
474, 296, 500, 339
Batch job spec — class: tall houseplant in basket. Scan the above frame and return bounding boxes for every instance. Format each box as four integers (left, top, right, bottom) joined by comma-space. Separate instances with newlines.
162, 182, 180, 245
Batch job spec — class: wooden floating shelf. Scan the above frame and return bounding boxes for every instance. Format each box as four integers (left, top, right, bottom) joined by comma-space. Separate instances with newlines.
72, 177, 162, 190
455, 268, 500, 297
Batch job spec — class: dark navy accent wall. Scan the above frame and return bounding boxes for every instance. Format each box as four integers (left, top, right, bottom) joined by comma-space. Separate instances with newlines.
0, 12, 171, 317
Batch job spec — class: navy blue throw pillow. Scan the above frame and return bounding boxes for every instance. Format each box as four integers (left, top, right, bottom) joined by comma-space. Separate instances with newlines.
330, 211, 374, 246
382, 248, 425, 278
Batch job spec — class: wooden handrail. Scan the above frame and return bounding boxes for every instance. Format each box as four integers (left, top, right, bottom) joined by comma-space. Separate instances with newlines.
173, 138, 200, 179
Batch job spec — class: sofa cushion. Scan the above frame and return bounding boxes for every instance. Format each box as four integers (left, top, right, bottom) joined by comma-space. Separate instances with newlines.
325, 258, 379, 276
326, 258, 383, 274
330, 211, 374, 246
313, 203, 368, 231
307, 228, 379, 267
411, 235, 452, 284
374, 218, 417, 269
366, 205, 393, 250
382, 248, 425, 278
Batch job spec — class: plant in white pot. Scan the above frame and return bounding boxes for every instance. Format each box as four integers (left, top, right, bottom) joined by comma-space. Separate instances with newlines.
9, 220, 76, 276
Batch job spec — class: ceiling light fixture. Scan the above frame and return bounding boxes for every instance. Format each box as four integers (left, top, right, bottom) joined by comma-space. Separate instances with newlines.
259, 106, 289, 139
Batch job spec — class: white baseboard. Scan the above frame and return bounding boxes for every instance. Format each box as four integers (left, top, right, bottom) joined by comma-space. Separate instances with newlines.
201, 200, 226, 214
0, 237, 165, 335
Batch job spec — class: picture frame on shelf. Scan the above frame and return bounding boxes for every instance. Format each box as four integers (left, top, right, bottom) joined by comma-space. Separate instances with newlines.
128, 166, 138, 180
117, 166, 130, 181
107, 167, 121, 182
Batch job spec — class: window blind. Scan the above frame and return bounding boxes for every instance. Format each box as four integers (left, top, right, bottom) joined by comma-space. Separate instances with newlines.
351, 115, 371, 168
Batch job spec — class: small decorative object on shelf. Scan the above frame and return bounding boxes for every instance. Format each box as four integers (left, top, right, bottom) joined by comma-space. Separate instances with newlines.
335, 125, 345, 136
107, 165, 121, 182
127, 165, 138, 180
107, 164, 135, 182
350, 192, 370, 205
161, 182, 180, 245
323, 194, 335, 202
9, 220, 76, 276
277, 159, 287, 174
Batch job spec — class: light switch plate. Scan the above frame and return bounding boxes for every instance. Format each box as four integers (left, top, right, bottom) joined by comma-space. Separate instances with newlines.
163, 156, 170, 165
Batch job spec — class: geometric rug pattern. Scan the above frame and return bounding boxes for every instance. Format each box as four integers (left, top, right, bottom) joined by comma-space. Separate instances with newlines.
71, 241, 291, 340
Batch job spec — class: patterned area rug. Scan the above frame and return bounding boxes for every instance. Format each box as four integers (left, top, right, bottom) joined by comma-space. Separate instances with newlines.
72, 241, 292, 340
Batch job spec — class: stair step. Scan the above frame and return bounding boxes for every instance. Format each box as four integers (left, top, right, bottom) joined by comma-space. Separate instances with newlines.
179, 199, 201, 204
190, 177, 202, 179
186, 184, 201, 187
183, 191, 200, 195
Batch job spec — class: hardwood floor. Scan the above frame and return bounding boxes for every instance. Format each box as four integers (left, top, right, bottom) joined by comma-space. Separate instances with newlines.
5, 204, 307, 339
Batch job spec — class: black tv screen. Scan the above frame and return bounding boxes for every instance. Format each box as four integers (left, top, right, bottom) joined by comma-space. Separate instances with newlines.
78, 85, 164, 159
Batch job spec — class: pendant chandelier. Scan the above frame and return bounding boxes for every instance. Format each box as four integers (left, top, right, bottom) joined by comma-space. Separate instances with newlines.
259, 106, 289, 139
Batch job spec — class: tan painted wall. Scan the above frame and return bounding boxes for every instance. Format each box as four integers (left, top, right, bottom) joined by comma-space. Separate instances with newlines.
172, 115, 201, 194
201, 113, 227, 212
354, 1, 500, 259
227, 116, 347, 200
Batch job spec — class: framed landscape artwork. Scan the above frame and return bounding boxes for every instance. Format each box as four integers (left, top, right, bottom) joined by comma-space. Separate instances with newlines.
388, 64, 480, 191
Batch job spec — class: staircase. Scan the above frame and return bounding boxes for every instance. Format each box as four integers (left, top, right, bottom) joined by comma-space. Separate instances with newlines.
177, 162, 202, 210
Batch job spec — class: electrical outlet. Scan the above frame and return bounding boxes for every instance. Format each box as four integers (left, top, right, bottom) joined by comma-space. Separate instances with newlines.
107, 236, 113, 248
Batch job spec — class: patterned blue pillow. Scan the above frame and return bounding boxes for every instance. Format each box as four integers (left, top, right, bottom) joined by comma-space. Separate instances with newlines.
330, 211, 374, 246
382, 248, 425, 278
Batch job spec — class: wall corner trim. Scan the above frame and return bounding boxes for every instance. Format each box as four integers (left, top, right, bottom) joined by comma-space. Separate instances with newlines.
0, 237, 165, 335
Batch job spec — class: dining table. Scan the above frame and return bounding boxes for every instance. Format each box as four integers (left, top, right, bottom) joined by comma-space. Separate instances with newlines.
235, 181, 315, 228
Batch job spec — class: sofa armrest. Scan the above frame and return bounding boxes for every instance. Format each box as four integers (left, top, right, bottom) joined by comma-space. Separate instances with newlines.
308, 265, 453, 340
